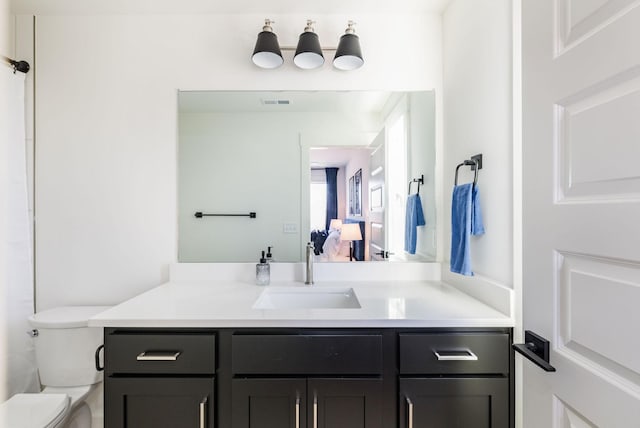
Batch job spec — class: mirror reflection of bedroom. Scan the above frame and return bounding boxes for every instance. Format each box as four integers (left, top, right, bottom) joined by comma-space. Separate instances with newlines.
309, 90, 436, 262
310, 147, 371, 261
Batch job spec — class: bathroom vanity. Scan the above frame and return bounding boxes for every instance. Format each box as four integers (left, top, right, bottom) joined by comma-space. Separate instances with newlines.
91, 268, 514, 428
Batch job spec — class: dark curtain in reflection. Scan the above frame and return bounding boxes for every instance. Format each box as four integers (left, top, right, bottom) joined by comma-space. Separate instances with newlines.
325, 168, 338, 231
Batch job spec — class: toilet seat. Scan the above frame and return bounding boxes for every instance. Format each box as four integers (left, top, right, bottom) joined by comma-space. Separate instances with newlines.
0, 393, 70, 428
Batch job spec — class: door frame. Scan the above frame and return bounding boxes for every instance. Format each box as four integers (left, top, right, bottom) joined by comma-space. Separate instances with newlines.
512, 1, 524, 428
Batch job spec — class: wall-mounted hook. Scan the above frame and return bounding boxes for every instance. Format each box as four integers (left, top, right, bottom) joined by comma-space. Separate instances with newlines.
408, 174, 425, 195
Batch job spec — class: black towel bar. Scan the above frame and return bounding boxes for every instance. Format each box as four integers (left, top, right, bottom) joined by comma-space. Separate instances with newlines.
195, 212, 257, 218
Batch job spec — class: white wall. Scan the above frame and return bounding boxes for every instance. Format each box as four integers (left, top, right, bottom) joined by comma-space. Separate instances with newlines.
0, 0, 11, 57
442, 0, 513, 288
29, 13, 442, 309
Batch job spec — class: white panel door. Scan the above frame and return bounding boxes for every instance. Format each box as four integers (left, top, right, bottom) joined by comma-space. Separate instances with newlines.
369, 130, 387, 261
522, 1, 640, 426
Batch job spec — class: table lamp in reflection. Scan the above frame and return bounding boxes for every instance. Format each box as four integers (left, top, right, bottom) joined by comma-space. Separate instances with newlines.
329, 218, 343, 231
340, 223, 363, 261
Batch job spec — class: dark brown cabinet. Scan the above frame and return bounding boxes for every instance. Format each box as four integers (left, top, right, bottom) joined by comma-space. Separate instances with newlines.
232, 379, 305, 428
399, 378, 509, 428
106, 377, 214, 428
398, 332, 512, 428
231, 332, 384, 428
104, 329, 216, 428
103, 328, 512, 428
232, 378, 383, 428
309, 378, 383, 428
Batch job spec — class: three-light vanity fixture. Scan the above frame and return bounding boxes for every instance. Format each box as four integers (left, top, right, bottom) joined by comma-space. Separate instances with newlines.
251, 19, 364, 71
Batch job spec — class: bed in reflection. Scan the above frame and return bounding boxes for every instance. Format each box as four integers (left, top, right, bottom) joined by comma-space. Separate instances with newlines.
310, 219, 365, 261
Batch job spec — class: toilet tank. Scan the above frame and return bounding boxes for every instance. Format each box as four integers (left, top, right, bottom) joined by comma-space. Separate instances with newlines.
28, 306, 111, 387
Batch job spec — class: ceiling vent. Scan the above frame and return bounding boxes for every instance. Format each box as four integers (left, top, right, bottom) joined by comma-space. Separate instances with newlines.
261, 99, 290, 105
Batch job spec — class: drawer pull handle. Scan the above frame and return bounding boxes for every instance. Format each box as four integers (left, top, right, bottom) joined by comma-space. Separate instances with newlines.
295, 396, 300, 428
136, 351, 181, 361
313, 393, 318, 428
199, 397, 207, 428
406, 397, 414, 428
434, 350, 478, 361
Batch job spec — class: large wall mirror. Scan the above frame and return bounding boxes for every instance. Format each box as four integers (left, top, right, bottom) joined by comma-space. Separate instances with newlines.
178, 91, 436, 263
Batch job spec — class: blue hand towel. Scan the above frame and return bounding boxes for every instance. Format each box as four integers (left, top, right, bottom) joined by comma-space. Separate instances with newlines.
471, 185, 484, 236
450, 183, 485, 276
404, 193, 426, 254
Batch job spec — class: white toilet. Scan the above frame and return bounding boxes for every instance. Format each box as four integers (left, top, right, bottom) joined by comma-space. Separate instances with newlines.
0, 306, 110, 428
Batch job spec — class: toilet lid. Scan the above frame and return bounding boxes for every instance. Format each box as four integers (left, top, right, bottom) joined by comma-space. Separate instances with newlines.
0, 393, 69, 428
28, 306, 111, 328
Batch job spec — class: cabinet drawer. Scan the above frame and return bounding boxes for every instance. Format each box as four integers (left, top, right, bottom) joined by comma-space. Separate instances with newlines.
399, 333, 509, 375
232, 334, 383, 375
106, 331, 215, 375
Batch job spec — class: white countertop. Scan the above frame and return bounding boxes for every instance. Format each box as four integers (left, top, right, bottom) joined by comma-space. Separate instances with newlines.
89, 280, 514, 328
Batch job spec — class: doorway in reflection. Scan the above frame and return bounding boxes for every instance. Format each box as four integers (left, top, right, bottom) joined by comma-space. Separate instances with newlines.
310, 147, 371, 261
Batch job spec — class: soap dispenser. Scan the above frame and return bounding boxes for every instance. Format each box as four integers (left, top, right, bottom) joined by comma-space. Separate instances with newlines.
256, 251, 270, 285
266, 246, 274, 263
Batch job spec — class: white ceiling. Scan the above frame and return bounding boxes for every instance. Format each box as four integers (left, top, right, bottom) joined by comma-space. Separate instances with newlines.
178, 91, 393, 114
310, 147, 373, 168
11, 0, 450, 15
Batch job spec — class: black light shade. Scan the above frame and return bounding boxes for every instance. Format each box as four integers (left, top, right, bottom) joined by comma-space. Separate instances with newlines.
333, 22, 364, 71
252, 22, 283, 69
251, 19, 363, 72
294, 24, 324, 70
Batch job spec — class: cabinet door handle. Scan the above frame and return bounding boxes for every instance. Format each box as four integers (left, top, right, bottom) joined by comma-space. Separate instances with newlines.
199, 397, 207, 428
406, 397, 414, 428
434, 350, 478, 361
295, 396, 300, 428
313, 393, 318, 428
136, 351, 181, 361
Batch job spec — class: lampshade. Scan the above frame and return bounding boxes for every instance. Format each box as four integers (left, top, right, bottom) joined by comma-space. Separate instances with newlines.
340, 223, 362, 241
294, 21, 325, 70
252, 20, 284, 69
329, 219, 343, 231
333, 21, 364, 71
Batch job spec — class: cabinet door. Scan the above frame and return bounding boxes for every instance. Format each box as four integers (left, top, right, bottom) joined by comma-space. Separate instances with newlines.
309, 378, 383, 428
399, 378, 508, 428
105, 377, 214, 428
232, 379, 306, 428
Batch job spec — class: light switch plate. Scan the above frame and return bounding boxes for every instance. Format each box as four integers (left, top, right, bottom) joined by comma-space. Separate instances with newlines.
283, 223, 298, 234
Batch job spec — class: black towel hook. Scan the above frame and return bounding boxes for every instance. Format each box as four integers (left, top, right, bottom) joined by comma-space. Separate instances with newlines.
454, 154, 483, 187
408, 175, 424, 195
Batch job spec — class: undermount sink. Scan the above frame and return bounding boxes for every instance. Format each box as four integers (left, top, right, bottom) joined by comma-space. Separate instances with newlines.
253, 287, 361, 310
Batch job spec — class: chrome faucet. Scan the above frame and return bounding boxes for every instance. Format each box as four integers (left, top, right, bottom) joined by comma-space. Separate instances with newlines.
305, 242, 314, 285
